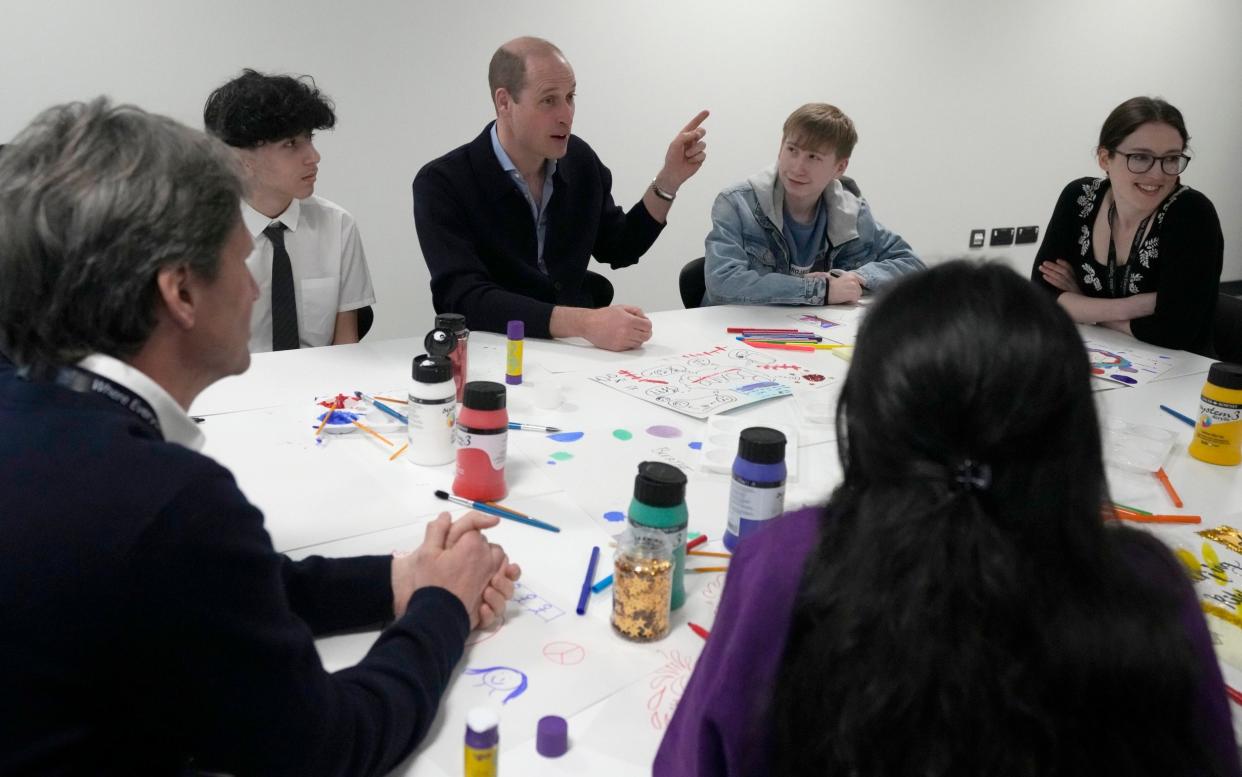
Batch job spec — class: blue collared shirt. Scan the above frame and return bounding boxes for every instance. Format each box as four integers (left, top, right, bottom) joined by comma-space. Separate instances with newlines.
490, 123, 556, 274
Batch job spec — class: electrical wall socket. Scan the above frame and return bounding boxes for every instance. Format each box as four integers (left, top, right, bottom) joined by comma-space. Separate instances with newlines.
990, 227, 1015, 246
969, 229, 985, 248
1015, 225, 1039, 244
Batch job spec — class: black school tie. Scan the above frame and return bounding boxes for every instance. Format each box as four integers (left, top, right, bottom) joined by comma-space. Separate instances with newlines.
265, 223, 299, 351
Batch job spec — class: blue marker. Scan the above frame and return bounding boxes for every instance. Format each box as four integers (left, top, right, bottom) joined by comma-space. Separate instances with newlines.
1159, 404, 1196, 428
576, 546, 601, 615
591, 574, 613, 594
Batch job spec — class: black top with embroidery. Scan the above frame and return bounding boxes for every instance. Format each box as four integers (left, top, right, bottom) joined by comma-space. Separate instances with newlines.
1031, 176, 1223, 356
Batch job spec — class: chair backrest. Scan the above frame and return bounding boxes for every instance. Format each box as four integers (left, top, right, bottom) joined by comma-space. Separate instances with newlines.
356, 305, 374, 340
679, 257, 706, 309
1215, 292, 1242, 363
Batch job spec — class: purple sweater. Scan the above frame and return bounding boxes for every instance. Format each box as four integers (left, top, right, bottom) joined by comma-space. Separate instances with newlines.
654, 507, 1241, 776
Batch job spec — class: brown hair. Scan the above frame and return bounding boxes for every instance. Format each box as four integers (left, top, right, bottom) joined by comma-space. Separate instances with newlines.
783, 103, 858, 158
1098, 96, 1189, 153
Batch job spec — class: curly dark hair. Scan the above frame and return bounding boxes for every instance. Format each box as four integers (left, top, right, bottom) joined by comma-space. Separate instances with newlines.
769, 261, 1219, 776
202, 68, 335, 148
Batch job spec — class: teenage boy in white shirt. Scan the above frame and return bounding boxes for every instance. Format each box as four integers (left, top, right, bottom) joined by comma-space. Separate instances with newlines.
204, 69, 375, 352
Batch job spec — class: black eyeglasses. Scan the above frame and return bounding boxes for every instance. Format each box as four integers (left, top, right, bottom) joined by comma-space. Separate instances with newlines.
1113, 149, 1191, 175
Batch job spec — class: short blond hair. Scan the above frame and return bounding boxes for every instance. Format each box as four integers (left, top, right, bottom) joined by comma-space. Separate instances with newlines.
782, 103, 857, 159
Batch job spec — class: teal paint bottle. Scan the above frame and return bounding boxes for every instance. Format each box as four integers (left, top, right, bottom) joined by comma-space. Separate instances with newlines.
627, 462, 689, 610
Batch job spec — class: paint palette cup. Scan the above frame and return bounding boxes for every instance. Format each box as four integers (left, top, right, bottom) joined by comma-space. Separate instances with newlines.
790, 382, 835, 424
697, 416, 799, 480
1102, 418, 1176, 473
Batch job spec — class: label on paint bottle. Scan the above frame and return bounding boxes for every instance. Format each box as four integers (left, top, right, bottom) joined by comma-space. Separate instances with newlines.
455, 424, 508, 471
726, 478, 786, 540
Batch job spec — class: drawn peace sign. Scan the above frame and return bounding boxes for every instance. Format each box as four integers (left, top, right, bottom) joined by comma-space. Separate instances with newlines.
542, 641, 586, 666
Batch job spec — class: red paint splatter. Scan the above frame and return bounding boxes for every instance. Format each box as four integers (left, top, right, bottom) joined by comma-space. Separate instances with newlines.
759, 363, 801, 371
803, 374, 826, 383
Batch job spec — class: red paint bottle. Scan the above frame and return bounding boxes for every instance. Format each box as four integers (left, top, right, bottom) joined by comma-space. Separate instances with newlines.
453, 381, 508, 501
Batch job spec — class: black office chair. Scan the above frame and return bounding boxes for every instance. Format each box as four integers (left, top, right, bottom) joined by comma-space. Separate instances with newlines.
582, 270, 615, 308
1215, 292, 1242, 363
678, 176, 864, 309
356, 305, 374, 340
679, 258, 707, 309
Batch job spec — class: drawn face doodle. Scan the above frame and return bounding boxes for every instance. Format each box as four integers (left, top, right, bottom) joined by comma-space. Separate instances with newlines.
464, 666, 529, 705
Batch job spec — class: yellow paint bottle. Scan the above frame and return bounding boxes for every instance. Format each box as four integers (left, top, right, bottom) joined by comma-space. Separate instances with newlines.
1188, 363, 1242, 466
464, 708, 499, 777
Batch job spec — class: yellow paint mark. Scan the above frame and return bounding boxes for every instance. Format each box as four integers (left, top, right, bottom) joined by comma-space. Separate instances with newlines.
1203, 542, 1228, 586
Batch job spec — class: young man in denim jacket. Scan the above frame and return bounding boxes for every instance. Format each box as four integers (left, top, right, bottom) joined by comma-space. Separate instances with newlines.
702, 104, 923, 306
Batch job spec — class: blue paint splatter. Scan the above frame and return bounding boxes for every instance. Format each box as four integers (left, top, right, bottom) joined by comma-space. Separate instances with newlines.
547, 460, 557, 465
603, 511, 625, 522
688, 441, 702, 450
314, 410, 358, 426
548, 431, 584, 442
1111, 375, 1138, 385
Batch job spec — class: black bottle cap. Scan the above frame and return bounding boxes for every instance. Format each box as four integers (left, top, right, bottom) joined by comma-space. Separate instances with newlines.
434, 313, 468, 333
633, 461, 687, 507
412, 354, 452, 383
424, 327, 457, 357
462, 381, 506, 410
1209, 362, 1242, 390
737, 427, 787, 464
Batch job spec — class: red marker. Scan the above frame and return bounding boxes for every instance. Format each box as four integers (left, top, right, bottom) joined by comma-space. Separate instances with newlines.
688, 622, 711, 640
686, 534, 708, 552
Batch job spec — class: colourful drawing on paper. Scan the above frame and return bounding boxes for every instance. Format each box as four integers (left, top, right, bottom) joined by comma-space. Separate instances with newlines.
795, 313, 841, 329
647, 650, 696, 730
591, 345, 835, 419
513, 581, 566, 622
613, 429, 633, 441
549, 451, 573, 462
548, 431, 584, 442
603, 510, 625, 522
1082, 339, 1174, 387
464, 666, 529, 704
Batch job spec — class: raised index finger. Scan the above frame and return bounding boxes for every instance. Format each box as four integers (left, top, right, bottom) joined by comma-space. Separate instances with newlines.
681, 109, 710, 133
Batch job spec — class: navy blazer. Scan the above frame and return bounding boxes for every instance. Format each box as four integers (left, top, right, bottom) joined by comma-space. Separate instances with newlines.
413, 122, 665, 338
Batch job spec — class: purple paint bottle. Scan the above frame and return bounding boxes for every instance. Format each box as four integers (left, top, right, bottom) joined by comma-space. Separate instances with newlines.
723, 427, 787, 551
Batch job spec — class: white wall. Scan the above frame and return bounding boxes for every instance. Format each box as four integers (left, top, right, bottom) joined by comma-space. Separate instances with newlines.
3, 0, 1239, 341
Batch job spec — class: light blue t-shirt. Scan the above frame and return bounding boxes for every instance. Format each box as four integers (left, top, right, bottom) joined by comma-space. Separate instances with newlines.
490, 124, 557, 274
782, 200, 827, 276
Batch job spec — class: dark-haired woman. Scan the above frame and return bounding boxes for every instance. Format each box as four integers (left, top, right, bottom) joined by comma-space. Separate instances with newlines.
1033, 96, 1223, 356
654, 261, 1238, 777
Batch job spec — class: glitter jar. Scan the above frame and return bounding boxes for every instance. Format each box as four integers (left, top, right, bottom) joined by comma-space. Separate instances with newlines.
611, 526, 675, 642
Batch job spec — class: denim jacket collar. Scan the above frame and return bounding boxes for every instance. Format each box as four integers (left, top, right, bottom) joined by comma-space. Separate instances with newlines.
746, 165, 862, 247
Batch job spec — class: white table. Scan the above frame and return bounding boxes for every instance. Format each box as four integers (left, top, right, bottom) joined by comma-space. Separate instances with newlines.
192, 303, 1239, 774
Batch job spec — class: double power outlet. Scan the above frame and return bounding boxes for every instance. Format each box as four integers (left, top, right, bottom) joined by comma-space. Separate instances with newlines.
970, 226, 1038, 248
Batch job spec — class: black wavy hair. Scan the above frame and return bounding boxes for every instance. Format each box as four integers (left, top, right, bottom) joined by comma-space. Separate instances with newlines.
769, 261, 1219, 776
202, 68, 335, 148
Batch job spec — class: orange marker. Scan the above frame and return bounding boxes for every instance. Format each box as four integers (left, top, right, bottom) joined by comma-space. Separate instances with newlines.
1155, 467, 1183, 508
688, 566, 729, 574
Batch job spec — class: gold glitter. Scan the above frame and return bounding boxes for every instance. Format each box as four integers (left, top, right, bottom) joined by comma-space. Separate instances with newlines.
611, 553, 673, 642
1199, 526, 1242, 555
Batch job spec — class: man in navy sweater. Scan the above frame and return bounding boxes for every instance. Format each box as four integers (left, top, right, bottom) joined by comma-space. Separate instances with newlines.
414, 36, 709, 351
0, 99, 519, 776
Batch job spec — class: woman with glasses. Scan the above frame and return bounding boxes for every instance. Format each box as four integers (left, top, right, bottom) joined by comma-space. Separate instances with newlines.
654, 262, 1238, 777
1033, 96, 1223, 356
